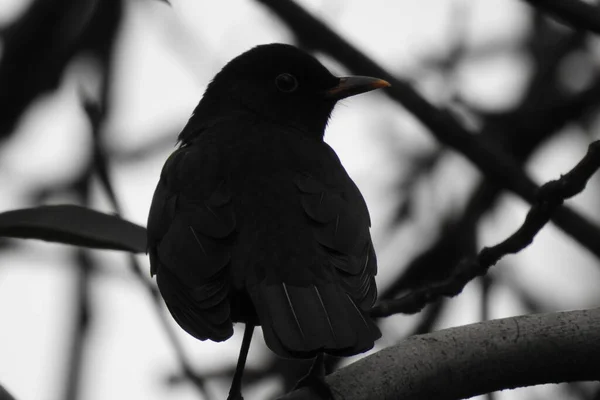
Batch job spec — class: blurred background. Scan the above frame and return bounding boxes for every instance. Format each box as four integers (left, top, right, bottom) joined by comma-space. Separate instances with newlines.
1, 0, 600, 399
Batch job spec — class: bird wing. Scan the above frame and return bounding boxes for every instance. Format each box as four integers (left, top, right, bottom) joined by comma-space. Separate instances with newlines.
147, 144, 235, 342
248, 143, 380, 358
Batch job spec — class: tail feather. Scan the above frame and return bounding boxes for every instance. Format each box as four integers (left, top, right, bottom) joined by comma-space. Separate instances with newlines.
316, 283, 379, 356
249, 281, 380, 358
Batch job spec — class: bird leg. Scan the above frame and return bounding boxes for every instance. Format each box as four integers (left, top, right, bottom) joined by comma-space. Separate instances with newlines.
227, 323, 255, 400
292, 353, 334, 399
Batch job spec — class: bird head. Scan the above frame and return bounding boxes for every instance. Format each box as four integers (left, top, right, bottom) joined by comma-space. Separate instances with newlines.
179, 43, 390, 144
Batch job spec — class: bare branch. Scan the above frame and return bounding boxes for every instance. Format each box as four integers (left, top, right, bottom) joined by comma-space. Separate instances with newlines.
280, 308, 600, 400
372, 140, 600, 317
334, 308, 600, 400
79, 9, 210, 394
522, 0, 600, 34
82, 105, 211, 398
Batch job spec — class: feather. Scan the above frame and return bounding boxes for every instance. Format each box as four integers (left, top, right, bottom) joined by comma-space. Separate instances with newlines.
313, 285, 336, 342
282, 282, 305, 342
148, 146, 236, 343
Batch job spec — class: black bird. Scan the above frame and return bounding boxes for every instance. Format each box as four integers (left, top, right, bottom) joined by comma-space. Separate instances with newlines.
147, 43, 389, 399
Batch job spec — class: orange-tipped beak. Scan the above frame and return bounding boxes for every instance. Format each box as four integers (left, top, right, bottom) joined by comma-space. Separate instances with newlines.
323, 76, 391, 100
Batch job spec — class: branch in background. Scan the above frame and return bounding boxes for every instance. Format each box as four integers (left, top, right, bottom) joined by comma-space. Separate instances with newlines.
0, 383, 17, 400
311, 308, 600, 400
50, 4, 124, 397
106, 131, 177, 163
480, 277, 495, 400
82, 94, 211, 399
521, 0, 600, 34
372, 140, 600, 317
138, 265, 211, 396
480, 275, 493, 322
376, 72, 600, 298
255, 0, 600, 260
58, 139, 94, 400
382, 26, 594, 300
0, 0, 116, 140
385, 3, 464, 229
76, 0, 211, 393
380, 217, 478, 299
404, 300, 446, 337
496, 272, 545, 314
62, 250, 93, 400
386, 149, 444, 229
0, 0, 85, 138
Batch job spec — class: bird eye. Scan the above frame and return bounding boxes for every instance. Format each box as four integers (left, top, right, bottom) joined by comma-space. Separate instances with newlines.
275, 73, 298, 93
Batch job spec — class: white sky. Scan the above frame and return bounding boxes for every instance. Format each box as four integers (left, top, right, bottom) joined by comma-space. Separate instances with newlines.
0, 0, 599, 399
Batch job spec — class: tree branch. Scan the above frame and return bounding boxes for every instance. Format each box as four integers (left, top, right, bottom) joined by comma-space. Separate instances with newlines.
83, 88, 210, 399
382, 28, 594, 299
281, 308, 600, 399
372, 140, 600, 317
521, 0, 600, 34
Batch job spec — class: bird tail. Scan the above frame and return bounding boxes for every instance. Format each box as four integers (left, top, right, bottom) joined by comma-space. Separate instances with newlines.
249, 281, 380, 359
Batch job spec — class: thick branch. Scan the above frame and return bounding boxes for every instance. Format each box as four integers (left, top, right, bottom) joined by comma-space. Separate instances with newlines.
281, 308, 600, 399
256, 0, 600, 259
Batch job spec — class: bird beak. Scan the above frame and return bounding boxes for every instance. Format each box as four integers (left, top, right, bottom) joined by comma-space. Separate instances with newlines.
323, 76, 391, 100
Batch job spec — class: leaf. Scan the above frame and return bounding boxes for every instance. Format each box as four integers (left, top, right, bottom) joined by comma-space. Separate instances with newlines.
0, 205, 147, 253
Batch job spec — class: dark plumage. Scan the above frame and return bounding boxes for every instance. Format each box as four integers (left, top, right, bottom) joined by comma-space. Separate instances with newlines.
147, 43, 388, 397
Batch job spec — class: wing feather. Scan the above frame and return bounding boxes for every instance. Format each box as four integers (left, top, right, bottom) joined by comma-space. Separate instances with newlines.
147, 146, 235, 342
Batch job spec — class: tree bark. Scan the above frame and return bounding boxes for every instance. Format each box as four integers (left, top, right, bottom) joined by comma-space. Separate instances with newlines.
281, 308, 600, 399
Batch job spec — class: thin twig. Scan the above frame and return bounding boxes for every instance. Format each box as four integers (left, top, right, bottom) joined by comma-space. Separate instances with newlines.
371, 140, 600, 317
77, 1, 210, 392
382, 27, 594, 300
62, 250, 93, 400
405, 300, 446, 337
60, 145, 94, 400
